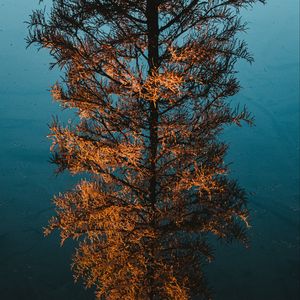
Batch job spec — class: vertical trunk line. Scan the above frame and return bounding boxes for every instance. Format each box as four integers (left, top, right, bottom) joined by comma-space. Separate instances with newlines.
146, 1, 159, 299
146, 0, 159, 210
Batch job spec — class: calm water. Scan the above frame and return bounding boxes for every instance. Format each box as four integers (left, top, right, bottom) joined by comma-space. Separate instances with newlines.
0, 1, 299, 299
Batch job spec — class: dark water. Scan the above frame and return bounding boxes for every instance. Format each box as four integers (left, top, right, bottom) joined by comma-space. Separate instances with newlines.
0, 1, 299, 299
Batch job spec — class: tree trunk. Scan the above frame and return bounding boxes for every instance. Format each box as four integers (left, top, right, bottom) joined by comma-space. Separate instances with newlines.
147, 0, 159, 209
146, 1, 159, 299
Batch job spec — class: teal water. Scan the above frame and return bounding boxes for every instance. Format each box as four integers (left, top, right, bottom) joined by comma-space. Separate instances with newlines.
0, 1, 299, 299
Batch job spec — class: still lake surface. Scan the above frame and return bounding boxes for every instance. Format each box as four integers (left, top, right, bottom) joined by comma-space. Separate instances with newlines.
0, 0, 299, 299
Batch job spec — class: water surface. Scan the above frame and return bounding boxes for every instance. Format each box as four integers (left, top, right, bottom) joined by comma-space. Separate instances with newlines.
0, 0, 299, 299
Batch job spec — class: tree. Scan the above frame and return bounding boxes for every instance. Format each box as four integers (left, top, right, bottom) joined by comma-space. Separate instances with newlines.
28, 0, 263, 299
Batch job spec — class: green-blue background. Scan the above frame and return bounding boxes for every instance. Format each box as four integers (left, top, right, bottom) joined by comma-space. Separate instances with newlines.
0, 1, 299, 299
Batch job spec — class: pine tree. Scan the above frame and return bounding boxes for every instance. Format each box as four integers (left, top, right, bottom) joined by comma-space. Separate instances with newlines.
28, 0, 263, 299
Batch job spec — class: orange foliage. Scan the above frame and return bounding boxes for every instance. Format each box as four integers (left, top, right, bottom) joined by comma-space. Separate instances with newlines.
28, 0, 263, 299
